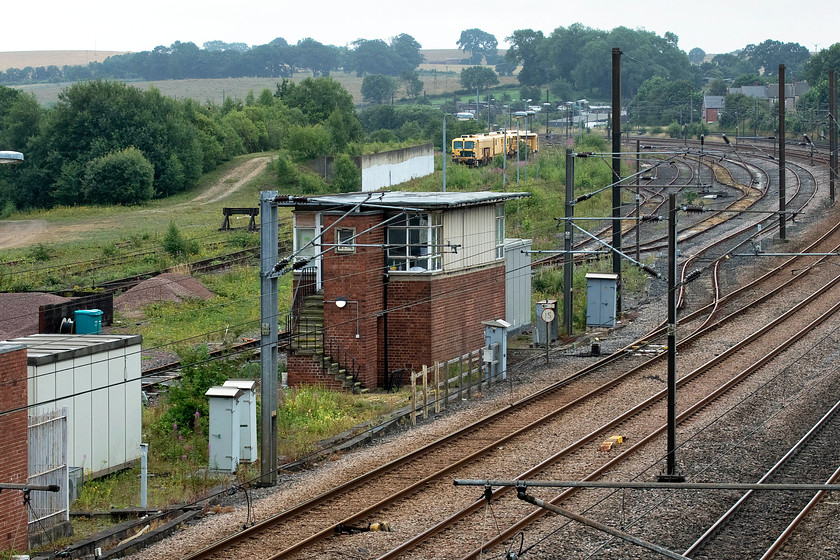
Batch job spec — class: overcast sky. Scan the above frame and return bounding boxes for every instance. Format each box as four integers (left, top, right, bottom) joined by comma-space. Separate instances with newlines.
3, 0, 834, 56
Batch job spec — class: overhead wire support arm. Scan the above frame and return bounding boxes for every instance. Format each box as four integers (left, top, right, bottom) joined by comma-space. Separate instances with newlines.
570, 157, 681, 205
569, 221, 662, 279
269, 207, 410, 277
268, 194, 375, 276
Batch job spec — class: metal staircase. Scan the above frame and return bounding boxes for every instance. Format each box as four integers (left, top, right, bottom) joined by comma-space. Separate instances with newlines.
288, 292, 363, 392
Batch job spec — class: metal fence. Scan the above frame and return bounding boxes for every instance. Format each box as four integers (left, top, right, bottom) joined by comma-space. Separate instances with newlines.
27, 407, 69, 529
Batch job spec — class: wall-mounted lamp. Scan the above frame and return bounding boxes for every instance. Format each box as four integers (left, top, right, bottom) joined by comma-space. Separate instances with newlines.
0, 151, 24, 164
329, 297, 359, 338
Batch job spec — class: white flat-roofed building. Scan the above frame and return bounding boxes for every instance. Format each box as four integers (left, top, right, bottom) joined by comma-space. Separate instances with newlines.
0, 334, 143, 478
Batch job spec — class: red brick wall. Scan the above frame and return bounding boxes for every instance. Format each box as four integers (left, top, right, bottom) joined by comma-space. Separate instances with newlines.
288, 212, 385, 389
386, 264, 506, 380
0, 346, 29, 552
320, 213, 384, 389
287, 353, 346, 390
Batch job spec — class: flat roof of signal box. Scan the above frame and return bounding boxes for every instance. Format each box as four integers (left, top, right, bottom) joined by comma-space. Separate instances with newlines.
272, 191, 530, 211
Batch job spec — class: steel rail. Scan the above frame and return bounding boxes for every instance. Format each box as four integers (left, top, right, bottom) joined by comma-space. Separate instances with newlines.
684, 397, 840, 557
454, 286, 840, 560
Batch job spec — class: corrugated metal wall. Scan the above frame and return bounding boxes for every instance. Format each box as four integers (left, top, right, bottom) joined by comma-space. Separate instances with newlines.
505, 239, 532, 333
443, 205, 497, 271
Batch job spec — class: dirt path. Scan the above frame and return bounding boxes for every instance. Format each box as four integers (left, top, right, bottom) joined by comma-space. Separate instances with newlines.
0, 156, 272, 250
185, 155, 271, 206
0, 219, 48, 250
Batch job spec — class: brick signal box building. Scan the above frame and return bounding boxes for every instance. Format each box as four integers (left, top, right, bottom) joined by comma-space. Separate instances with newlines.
277, 191, 530, 390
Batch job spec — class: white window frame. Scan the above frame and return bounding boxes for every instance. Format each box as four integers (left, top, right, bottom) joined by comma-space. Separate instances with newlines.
495, 204, 505, 259
386, 213, 442, 272
335, 227, 356, 253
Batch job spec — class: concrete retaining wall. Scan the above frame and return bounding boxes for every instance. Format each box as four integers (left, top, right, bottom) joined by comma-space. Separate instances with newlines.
309, 144, 434, 192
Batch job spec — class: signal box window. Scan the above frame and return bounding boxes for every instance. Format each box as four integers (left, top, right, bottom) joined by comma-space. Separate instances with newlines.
387, 214, 442, 272
336, 228, 356, 253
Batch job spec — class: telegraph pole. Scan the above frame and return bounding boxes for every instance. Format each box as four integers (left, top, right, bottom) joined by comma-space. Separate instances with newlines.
259, 191, 279, 486
830, 69, 837, 205
612, 47, 623, 314
564, 149, 575, 336
659, 193, 684, 483
779, 64, 787, 240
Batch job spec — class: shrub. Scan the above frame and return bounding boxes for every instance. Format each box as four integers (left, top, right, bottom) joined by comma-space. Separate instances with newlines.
83, 147, 154, 205
332, 153, 361, 193
162, 222, 199, 258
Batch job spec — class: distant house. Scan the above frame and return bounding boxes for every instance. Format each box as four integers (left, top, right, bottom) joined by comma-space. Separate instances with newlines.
704, 81, 811, 124
726, 81, 811, 112
703, 96, 725, 123
277, 191, 531, 390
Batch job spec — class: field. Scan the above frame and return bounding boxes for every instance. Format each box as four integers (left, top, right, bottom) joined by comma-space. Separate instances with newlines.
2, 49, 517, 106
0, 50, 124, 71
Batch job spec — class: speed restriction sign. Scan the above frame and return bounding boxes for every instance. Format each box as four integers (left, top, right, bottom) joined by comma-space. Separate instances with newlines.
541, 307, 556, 323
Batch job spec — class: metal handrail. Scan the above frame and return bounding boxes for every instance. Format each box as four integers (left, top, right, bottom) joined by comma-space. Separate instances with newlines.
284, 266, 317, 337
290, 315, 362, 389
322, 332, 361, 386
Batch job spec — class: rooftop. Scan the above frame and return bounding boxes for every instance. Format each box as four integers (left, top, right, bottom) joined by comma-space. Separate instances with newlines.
0, 334, 142, 366
273, 191, 530, 211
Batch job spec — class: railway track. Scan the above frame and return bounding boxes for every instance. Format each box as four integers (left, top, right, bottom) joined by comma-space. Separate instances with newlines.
176, 154, 840, 559
684, 397, 840, 559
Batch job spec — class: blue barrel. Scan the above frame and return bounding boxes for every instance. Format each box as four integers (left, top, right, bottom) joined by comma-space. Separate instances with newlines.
74, 309, 103, 334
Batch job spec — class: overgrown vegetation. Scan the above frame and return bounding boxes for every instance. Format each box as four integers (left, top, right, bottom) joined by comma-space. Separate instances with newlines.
70, 369, 407, 514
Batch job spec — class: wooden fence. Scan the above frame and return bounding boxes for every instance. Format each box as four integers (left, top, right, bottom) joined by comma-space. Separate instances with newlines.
409, 343, 501, 425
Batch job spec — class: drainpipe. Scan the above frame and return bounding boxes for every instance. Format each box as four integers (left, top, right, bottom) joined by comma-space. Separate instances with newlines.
383, 249, 390, 387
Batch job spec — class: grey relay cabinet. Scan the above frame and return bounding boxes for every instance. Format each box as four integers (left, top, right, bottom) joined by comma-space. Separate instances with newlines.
585, 273, 618, 328
222, 379, 258, 463
205, 386, 243, 473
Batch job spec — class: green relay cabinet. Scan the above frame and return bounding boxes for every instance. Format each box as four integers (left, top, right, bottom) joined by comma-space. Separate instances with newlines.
74, 309, 103, 334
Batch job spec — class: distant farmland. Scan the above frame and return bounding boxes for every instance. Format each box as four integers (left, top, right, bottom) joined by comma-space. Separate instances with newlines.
2, 49, 515, 106
0, 50, 124, 71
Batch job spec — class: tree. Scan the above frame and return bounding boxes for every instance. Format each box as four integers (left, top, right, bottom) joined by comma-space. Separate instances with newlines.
457, 29, 498, 65
709, 53, 758, 79
505, 29, 547, 87
719, 93, 754, 128
689, 47, 706, 65
275, 77, 361, 137
400, 71, 424, 99
332, 153, 361, 193
628, 76, 702, 126
23, 80, 203, 205
348, 39, 403, 76
799, 43, 840, 84
707, 78, 728, 96
495, 60, 517, 77
286, 124, 331, 160
390, 34, 424, 71
361, 74, 398, 104
83, 147, 155, 205
742, 40, 811, 76
295, 38, 339, 77
273, 151, 300, 189
731, 74, 769, 87
459, 66, 499, 90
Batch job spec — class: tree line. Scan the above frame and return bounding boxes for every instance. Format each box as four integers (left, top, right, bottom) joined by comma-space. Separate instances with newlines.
0, 77, 369, 210
0, 35, 425, 85
0, 75, 488, 212
2, 25, 837, 214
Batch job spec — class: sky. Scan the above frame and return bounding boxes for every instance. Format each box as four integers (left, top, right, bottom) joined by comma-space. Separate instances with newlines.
3, 0, 835, 56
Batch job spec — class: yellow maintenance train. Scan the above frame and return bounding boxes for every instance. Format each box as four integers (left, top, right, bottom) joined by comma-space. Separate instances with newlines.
451, 130, 538, 166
